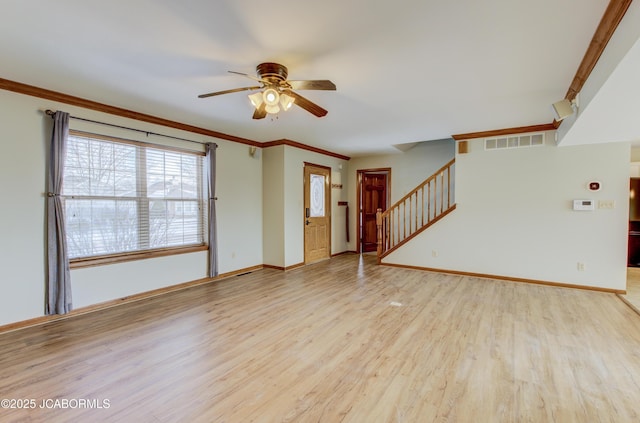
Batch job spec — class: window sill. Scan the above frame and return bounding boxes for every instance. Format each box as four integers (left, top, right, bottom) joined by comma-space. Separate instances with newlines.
69, 245, 208, 269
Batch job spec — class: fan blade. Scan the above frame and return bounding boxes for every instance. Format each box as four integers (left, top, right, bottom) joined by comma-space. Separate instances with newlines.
228, 70, 269, 83
252, 103, 267, 120
198, 86, 261, 98
285, 90, 328, 117
288, 80, 336, 91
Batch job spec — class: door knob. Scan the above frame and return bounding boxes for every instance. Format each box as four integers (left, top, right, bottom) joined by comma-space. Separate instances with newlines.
305, 219, 311, 225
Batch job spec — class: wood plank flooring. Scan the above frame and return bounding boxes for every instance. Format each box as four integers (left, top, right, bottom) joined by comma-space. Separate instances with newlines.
2, 254, 640, 422
622, 267, 640, 313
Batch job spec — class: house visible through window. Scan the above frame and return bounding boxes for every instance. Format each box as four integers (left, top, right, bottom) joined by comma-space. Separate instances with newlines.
63, 131, 206, 259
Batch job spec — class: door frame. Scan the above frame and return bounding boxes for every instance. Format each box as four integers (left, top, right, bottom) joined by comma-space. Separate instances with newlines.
356, 168, 391, 254
303, 162, 332, 264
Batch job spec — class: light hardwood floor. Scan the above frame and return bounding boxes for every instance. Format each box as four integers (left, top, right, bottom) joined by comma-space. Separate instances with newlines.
2, 254, 640, 422
621, 267, 640, 313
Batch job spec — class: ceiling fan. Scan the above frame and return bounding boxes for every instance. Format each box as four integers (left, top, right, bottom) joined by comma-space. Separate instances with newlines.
198, 62, 336, 119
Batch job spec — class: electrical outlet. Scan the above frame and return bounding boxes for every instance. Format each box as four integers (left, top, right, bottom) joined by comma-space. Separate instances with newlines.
577, 262, 585, 271
432, 250, 438, 258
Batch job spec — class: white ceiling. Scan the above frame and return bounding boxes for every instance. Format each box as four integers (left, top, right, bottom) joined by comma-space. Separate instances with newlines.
0, 0, 610, 156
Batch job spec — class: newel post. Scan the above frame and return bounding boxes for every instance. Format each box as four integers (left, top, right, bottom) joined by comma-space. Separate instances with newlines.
376, 208, 383, 264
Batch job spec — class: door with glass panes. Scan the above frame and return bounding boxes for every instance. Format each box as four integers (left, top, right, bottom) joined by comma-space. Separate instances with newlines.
303, 163, 331, 263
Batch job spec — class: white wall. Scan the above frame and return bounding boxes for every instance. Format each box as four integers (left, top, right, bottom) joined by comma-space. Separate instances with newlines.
346, 139, 455, 251
262, 146, 285, 267
261, 144, 349, 268
0, 91, 48, 324
385, 132, 630, 290
216, 140, 263, 273
0, 89, 263, 325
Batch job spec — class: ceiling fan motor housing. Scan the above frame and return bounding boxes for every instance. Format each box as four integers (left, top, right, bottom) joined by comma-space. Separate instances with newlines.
257, 62, 288, 85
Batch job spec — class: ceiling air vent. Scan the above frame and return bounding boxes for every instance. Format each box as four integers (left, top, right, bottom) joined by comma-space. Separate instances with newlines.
485, 133, 544, 150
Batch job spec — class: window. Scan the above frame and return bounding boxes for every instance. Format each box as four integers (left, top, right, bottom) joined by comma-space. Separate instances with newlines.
63, 131, 206, 260
309, 174, 326, 217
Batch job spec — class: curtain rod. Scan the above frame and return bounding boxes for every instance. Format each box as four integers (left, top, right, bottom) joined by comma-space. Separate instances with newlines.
44, 109, 216, 147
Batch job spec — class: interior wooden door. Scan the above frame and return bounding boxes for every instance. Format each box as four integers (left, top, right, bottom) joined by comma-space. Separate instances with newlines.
304, 164, 331, 263
360, 172, 388, 252
629, 178, 640, 266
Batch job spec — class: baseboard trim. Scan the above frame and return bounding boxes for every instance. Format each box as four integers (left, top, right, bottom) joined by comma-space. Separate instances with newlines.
263, 264, 285, 271
380, 262, 626, 294
0, 264, 263, 334
9, 257, 615, 335
263, 262, 305, 271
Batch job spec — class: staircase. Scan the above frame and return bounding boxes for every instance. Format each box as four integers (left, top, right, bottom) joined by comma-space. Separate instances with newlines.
376, 158, 456, 260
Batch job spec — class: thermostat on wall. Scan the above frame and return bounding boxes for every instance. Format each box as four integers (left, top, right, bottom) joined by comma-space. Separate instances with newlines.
573, 199, 595, 211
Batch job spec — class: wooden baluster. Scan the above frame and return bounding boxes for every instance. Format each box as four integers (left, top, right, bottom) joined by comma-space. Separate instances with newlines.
388, 209, 392, 249
393, 207, 397, 248
427, 181, 431, 222
409, 196, 412, 235
403, 201, 407, 240
435, 174, 439, 216
385, 211, 390, 251
408, 198, 411, 235
399, 202, 402, 241
447, 165, 451, 208
410, 196, 413, 235
398, 202, 402, 242
414, 194, 417, 233
421, 186, 425, 227
376, 208, 382, 262
434, 176, 437, 217
382, 214, 386, 252
415, 192, 418, 233
410, 194, 413, 234
392, 208, 395, 248
440, 172, 444, 214
397, 205, 400, 245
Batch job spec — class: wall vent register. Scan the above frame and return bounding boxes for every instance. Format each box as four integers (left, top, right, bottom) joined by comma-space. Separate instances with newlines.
485, 133, 544, 150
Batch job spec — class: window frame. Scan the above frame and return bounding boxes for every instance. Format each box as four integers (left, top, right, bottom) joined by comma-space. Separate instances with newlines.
64, 130, 208, 268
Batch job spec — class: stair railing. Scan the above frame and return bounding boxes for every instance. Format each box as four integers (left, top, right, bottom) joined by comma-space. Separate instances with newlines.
377, 158, 456, 260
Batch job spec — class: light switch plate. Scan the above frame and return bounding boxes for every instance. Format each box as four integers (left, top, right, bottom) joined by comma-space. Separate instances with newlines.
598, 200, 615, 209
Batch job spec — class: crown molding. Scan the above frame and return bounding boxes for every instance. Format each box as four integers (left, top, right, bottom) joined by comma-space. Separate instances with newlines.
0, 77, 263, 146
451, 123, 556, 141
0, 77, 350, 161
262, 138, 351, 161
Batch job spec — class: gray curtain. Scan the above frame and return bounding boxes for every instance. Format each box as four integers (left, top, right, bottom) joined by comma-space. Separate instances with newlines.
46, 111, 72, 314
206, 143, 219, 277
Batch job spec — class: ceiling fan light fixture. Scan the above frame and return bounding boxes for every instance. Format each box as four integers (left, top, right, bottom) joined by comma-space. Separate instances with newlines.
199, 62, 335, 119
263, 88, 280, 106
280, 93, 295, 111
265, 104, 280, 114
248, 92, 263, 108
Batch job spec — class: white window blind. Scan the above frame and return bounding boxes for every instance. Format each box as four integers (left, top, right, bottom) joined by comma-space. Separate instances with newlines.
62, 132, 206, 259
